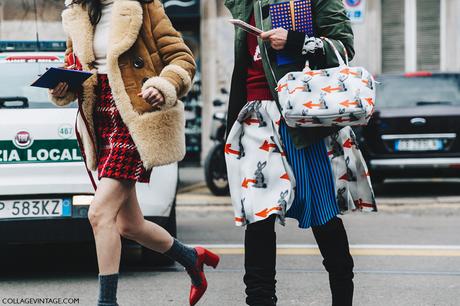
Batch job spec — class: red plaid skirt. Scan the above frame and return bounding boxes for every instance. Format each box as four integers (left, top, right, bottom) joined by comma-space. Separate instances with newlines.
93, 74, 151, 183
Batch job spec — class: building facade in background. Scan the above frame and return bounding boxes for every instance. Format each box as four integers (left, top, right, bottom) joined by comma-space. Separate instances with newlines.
0, 0, 65, 40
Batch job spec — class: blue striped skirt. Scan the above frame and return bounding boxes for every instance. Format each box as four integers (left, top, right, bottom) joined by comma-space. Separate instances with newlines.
279, 121, 340, 229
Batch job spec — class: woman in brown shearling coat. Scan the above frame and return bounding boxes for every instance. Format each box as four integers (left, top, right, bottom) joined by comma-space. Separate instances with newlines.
50, 0, 219, 305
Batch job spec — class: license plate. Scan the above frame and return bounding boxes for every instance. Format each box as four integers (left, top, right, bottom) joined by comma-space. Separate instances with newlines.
395, 139, 443, 152
0, 198, 71, 219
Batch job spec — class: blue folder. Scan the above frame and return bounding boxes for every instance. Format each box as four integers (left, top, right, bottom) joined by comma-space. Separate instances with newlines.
31, 67, 92, 90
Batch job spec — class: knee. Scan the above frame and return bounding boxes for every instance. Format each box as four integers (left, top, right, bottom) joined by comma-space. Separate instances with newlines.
325, 253, 354, 271
117, 221, 142, 240
313, 217, 354, 276
323, 251, 354, 281
87, 205, 99, 228
88, 201, 115, 232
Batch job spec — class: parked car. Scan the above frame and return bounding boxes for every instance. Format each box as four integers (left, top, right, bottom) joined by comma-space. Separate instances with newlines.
0, 41, 177, 264
355, 72, 460, 184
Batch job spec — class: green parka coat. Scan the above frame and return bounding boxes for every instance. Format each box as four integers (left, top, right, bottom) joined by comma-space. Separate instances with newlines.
224, 0, 355, 148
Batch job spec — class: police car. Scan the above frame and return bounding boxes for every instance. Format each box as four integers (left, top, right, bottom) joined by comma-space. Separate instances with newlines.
0, 41, 177, 264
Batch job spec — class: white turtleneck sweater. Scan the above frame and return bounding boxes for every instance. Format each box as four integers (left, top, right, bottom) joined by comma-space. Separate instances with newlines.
93, 0, 114, 74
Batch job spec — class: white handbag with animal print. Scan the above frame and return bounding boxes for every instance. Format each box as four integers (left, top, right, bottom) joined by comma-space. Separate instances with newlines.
276, 38, 376, 127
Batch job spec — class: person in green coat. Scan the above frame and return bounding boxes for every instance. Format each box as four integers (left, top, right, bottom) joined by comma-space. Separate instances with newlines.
224, 0, 362, 305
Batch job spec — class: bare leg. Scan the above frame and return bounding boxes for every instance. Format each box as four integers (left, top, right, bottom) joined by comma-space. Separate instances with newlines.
116, 186, 173, 253
88, 178, 134, 274
115, 183, 220, 306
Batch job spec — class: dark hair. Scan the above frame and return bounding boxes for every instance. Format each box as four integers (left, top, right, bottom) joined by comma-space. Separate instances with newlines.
70, 0, 153, 25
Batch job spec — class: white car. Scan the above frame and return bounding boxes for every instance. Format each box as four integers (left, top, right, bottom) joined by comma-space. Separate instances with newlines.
0, 42, 177, 264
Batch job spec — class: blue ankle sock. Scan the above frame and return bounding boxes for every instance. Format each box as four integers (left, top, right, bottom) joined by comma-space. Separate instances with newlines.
98, 273, 118, 306
164, 239, 200, 285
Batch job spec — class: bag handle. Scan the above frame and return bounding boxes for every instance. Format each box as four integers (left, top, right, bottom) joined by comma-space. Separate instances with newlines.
321, 37, 349, 66
289, 0, 296, 31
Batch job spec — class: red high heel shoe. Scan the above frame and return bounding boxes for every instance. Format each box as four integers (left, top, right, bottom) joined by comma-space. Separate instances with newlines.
188, 247, 220, 306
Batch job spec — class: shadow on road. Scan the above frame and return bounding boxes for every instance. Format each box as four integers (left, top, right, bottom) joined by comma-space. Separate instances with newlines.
0, 244, 177, 279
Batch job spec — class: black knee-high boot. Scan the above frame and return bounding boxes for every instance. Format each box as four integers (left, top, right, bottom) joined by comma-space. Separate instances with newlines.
244, 215, 277, 306
312, 217, 354, 306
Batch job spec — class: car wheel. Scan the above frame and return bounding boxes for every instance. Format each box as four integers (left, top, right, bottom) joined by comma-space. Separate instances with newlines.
204, 143, 230, 196
140, 202, 177, 266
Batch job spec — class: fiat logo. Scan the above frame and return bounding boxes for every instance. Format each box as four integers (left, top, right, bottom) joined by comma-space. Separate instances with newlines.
410, 118, 427, 126
13, 131, 33, 148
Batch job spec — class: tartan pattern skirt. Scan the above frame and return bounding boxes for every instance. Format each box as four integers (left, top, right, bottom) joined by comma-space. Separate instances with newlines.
93, 74, 152, 183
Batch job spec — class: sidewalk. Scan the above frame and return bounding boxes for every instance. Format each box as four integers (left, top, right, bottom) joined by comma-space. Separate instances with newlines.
178, 166, 205, 190
178, 166, 231, 206
177, 166, 460, 211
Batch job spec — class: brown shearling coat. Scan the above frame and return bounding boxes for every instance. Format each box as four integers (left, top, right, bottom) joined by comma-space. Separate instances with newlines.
51, 0, 196, 171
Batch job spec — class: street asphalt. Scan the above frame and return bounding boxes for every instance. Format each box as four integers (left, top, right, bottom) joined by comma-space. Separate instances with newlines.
0, 167, 459, 306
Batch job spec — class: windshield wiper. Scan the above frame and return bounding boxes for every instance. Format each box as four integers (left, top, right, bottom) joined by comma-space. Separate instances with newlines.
0, 97, 29, 109
416, 101, 453, 106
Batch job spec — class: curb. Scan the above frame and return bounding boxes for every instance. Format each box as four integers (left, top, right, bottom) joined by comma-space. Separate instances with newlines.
176, 181, 460, 207
178, 182, 207, 194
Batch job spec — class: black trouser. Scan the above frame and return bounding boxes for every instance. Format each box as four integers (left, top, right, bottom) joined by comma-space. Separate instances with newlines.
244, 216, 354, 306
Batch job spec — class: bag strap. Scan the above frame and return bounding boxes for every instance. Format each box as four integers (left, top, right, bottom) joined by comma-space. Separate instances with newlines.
290, 0, 296, 31
321, 37, 349, 66
336, 39, 349, 65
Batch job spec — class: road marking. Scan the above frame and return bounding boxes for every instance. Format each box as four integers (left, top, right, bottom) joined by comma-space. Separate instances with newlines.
178, 203, 460, 211
176, 194, 460, 209
205, 268, 460, 276
192, 244, 460, 257
152, 267, 460, 276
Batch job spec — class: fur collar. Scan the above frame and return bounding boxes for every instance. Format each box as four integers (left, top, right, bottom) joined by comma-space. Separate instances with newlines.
62, 0, 143, 67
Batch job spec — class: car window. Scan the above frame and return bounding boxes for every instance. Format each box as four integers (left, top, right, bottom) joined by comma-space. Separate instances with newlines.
0, 57, 77, 109
376, 75, 460, 108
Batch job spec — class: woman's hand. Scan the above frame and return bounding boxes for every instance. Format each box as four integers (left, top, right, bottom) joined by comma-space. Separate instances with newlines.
260, 28, 288, 51
50, 82, 70, 98
138, 87, 165, 108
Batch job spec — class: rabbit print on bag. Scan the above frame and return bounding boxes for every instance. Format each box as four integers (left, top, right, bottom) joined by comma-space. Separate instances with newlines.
277, 38, 376, 128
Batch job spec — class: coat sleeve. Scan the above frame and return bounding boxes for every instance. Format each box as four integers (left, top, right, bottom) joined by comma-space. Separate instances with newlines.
142, 0, 196, 108
48, 37, 78, 106
284, 0, 355, 69
311, 0, 355, 68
